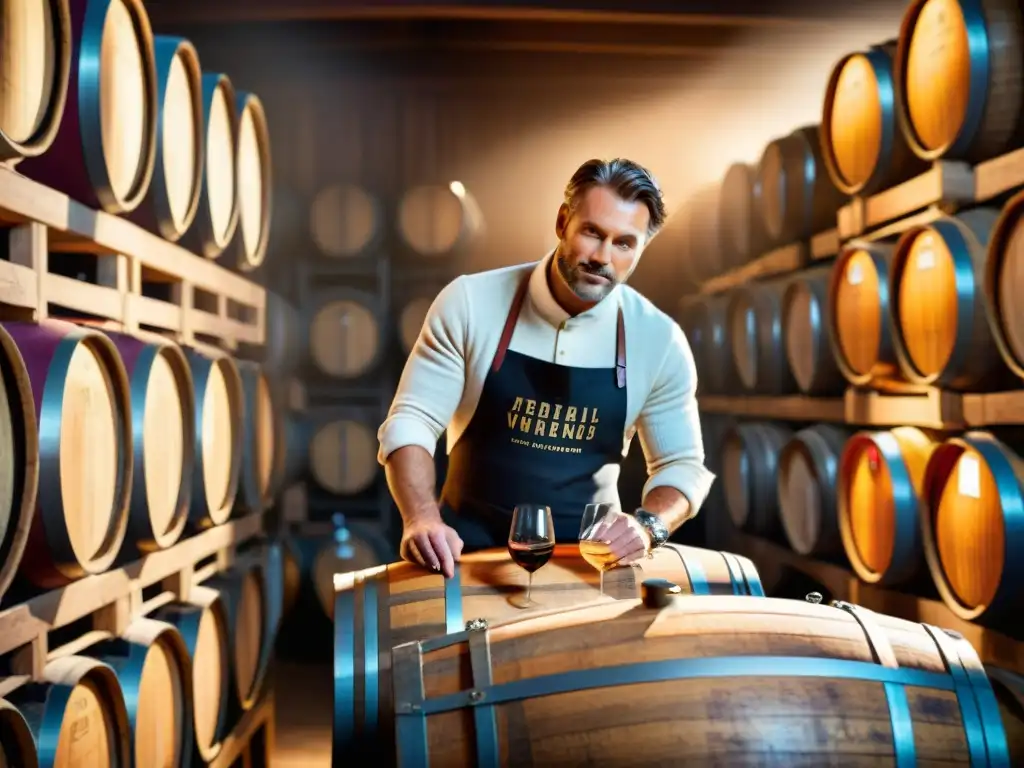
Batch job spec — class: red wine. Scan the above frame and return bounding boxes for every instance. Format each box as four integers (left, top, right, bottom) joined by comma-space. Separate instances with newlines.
508, 540, 555, 573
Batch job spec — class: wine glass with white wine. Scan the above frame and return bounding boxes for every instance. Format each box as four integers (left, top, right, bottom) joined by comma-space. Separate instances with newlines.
578, 502, 618, 596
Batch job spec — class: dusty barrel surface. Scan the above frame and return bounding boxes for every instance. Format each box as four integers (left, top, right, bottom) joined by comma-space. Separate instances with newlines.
0, 0, 72, 163
225, 90, 272, 272
921, 431, 1024, 624
386, 593, 1024, 766
7, 656, 132, 767
896, 0, 1024, 163
821, 40, 924, 195
18, 0, 158, 213
184, 348, 242, 529
332, 545, 763, 754
3, 320, 131, 588
126, 35, 203, 241
181, 72, 239, 259
839, 426, 941, 587
102, 330, 194, 554
152, 585, 231, 763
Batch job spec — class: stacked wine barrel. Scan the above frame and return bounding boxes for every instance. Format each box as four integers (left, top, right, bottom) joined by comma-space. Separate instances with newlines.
7, 0, 274, 273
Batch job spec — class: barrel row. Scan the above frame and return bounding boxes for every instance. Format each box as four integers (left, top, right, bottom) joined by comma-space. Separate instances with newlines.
687, 0, 1024, 281
719, 417, 1024, 627
681, 203, 1024, 395
0, 318, 285, 603
1, 0, 271, 272
0, 542, 283, 766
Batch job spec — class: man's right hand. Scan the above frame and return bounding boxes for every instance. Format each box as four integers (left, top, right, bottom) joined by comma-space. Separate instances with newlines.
400, 519, 464, 579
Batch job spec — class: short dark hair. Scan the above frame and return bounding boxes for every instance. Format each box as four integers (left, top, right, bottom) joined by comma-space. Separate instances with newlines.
563, 158, 667, 235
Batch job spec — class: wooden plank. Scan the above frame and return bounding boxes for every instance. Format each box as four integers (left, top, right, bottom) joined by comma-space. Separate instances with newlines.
810, 228, 839, 260
699, 242, 808, 295
0, 259, 38, 309
962, 390, 1024, 427
698, 395, 846, 423
210, 692, 276, 768
844, 387, 964, 430
974, 146, 1024, 201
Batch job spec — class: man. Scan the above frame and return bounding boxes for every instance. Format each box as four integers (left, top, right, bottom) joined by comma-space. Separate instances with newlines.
378, 158, 715, 578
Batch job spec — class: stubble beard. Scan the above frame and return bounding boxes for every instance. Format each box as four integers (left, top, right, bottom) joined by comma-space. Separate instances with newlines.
554, 245, 617, 302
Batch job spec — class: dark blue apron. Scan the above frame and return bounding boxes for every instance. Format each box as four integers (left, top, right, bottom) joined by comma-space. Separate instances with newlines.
439, 272, 629, 549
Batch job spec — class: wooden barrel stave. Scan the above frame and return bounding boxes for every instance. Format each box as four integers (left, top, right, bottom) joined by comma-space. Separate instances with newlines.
3, 320, 131, 588
88, 617, 193, 768
0, 325, 40, 603
896, 0, 1024, 163
0, 0, 71, 163
982, 188, 1024, 381
839, 426, 941, 587
717, 162, 765, 266
235, 361, 276, 514
310, 182, 382, 258
397, 183, 482, 258
308, 416, 379, 496
756, 125, 846, 247
8, 656, 132, 767
721, 420, 794, 535
727, 278, 798, 394
820, 40, 926, 195
0, 697, 38, 768
225, 90, 272, 272
332, 545, 764, 752
307, 291, 384, 381
392, 594, 1024, 766
827, 241, 902, 387
102, 330, 194, 555
125, 35, 203, 241
687, 294, 739, 394
18, 0, 158, 214
151, 586, 231, 762
262, 291, 302, 381
891, 208, 1014, 390
181, 72, 239, 259
778, 423, 854, 558
920, 430, 1024, 623
781, 265, 846, 395
184, 348, 242, 529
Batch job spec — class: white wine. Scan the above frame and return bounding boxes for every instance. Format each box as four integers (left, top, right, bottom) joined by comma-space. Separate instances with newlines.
579, 540, 617, 572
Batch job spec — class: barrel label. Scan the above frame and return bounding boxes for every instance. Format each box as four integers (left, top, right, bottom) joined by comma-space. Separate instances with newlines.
957, 454, 980, 498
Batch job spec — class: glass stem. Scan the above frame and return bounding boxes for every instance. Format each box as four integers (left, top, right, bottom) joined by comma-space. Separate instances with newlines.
599, 569, 604, 597
526, 572, 533, 603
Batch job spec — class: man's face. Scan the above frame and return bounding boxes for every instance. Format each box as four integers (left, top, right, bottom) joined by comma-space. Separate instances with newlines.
554, 185, 651, 303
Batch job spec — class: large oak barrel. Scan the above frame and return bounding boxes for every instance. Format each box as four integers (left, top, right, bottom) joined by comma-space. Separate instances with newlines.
18, 0, 157, 214
827, 241, 902, 387
727, 278, 797, 394
890, 209, 1012, 390
184, 348, 242, 529
821, 41, 925, 195
89, 617, 193, 767
0, 698, 36, 767
721, 420, 794, 536
310, 182, 383, 258
308, 291, 384, 380
685, 294, 739, 394
678, 184, 725, 284
921, 431, 1024, 624
398, 296, 433, 355
386, 592, 1024, 766
226, 91, 272, 273
839, 426, 941, 587
3, 320, 131, 589
717, 162, 765, 266
235, 360, 276, 514
781, 265, 845, 395
777, 424, 853, 558
126, 35, 202, 242
308, 416, 379, 496
181, 72, 239, 259
896, 0, 1024, 163
0, 0, 71, 164
983, 188, 1024, 380
756, 125, 846, 247
0, 325, 39, 603
152, 586, 231, 762
332, 544, 763, 752
8, 656, 131, 767
102, 330, 193, 555
263, 291, 302, 380
397, 182, 482, 258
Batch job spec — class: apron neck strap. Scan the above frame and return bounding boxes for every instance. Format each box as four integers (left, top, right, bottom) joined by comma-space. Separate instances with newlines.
491, 271, 627, 389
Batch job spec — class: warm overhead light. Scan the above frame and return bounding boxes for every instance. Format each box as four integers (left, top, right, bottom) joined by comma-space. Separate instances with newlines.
449, 180, 466, 196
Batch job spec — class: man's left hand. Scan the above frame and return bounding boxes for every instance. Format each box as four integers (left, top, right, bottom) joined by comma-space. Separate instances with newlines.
587, 510, 651, 567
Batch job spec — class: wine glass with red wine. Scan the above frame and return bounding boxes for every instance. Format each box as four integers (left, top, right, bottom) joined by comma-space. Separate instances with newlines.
507, 504, 555, 608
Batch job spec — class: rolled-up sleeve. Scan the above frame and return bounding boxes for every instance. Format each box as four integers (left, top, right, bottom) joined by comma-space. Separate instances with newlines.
636, 321, 716, 513
377, 276, 470, 463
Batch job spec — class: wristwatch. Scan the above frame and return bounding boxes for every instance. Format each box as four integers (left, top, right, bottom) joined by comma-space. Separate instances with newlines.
633, 508, 669, 550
